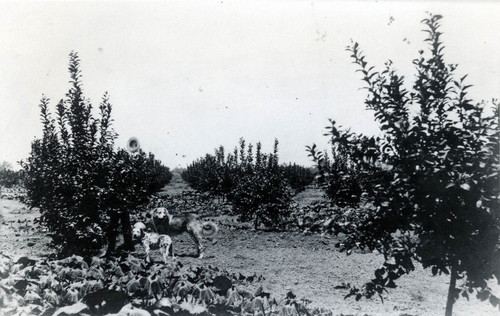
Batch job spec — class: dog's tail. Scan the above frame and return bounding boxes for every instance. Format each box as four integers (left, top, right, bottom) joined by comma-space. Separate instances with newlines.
201, 222, 218, 238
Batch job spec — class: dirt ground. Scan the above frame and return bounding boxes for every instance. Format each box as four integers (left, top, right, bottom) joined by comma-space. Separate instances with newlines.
1, 186, 499, 316
0, 197, 52, 259
154, 213, 499, 316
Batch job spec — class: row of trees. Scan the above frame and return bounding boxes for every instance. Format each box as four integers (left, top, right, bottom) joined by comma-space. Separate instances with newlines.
308, 14, 499, 315
0, 162, 24, 188
182, 139, 314, 197
182, 139, 314, 228
21, 52, 172, 256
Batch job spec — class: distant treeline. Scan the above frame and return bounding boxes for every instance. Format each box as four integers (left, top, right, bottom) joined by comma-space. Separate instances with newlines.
0, 162, 23, 188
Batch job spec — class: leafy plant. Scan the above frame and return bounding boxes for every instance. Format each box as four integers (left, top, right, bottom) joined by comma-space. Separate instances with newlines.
0, 253, 324, 316
310, 14, 499, 315
231, 165, 294, 230
20, 52, 172, 256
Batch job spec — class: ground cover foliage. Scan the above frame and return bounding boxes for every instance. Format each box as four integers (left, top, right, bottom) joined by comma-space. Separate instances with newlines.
0, 252, 332, 316
20, 52, 173, 256
307, 14, 499, 315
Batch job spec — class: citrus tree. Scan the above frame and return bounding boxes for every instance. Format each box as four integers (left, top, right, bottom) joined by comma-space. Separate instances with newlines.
22, 52, 172, 256
182, 138, 296, 229
310, 14, 499, 315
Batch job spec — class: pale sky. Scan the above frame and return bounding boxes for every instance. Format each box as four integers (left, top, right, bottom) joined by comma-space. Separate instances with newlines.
1, 1, 499, 170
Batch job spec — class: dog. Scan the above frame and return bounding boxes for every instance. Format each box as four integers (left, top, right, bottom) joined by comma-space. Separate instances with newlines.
132, 222, 174, 263
150, 207, 218, 259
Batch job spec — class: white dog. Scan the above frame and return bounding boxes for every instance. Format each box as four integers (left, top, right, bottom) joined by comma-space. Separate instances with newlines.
132, 222, 174, 263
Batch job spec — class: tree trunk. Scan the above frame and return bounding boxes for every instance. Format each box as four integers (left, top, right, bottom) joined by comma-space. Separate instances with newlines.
120, 210, 134, 251
445, 264, 457, 316
106, 211, 119, 255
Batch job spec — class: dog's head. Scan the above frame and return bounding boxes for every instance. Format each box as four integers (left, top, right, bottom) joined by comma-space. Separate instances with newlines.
132, 222, 147, 239
152, 207, 169, 220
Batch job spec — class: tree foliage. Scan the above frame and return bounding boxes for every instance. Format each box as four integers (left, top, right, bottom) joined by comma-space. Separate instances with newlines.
307, 128, 391, 206
309, 14, 499, 314
0, 162, 23, 188
183, 139, 314, 199
280, 162, 316, 195
21, 52, 172, 256
182, 138, 299, 229
229, 139, 295, 229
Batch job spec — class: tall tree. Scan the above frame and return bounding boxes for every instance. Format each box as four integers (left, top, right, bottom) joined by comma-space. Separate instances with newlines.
310, 14, 499, 315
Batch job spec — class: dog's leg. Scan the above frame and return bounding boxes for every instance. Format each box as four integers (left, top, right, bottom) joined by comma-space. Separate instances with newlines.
168, 241, 175, 259
143, 240, 151, 263
161, 245, 168, 264
160, 237, 173, 264
188, 230, 204, 258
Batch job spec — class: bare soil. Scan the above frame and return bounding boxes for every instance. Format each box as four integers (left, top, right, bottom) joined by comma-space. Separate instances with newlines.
0, 185, 498, 316
160, 215, 498, 316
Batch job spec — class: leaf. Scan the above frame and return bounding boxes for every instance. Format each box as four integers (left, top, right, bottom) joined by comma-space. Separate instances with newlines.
431, 266, 438, 276
460, 183, 471, 191
193, 284, 216, 303
385, 279, 397, 288
24, 290, 42, 303
213, 275, 232, 294
334, 283, 350, 289
477, 290, 490, 301
375, 267, 387, 280
490, 295, 500, 307
461, 290, 469, 301
13, 279, 29, 293
16, 257, 36, 267
53, 301, 88, 316
82, 289, 128, 315
254, 284, 271, 298
155, 297, 172, 308
226, 287, 243, 306
178, 300, 208, 314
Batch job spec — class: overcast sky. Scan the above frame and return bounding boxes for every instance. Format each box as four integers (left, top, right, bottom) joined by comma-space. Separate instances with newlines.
1, 1, 499, 170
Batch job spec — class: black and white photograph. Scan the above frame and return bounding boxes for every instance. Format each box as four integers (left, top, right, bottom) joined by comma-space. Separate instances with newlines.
1, 1, 499, 315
